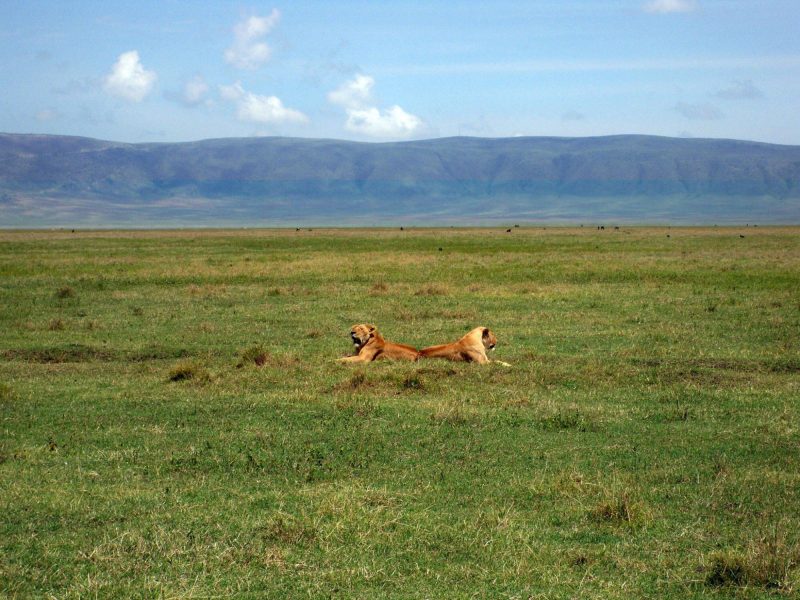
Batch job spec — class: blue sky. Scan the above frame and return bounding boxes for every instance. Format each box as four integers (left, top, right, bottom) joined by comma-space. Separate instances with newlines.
1, 0, 799, 144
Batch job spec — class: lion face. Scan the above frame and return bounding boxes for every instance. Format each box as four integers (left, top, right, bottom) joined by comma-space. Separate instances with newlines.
350, 323, 376, 349
481, 327, 497, 352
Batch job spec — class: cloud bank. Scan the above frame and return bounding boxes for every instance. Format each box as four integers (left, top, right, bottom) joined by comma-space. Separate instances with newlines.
103, 51, 157, 102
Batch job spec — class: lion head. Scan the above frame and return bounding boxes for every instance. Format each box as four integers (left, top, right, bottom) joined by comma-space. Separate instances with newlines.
481, 327, 497, 351
350, 323, 377, 350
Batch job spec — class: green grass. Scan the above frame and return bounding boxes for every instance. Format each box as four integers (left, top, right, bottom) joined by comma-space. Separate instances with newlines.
1, 226, 799, 598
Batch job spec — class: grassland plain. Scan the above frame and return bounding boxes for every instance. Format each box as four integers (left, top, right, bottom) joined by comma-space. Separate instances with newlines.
0, 226, 798, 599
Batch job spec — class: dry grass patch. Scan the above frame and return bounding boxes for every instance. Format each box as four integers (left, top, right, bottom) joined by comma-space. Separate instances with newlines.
415, 284, 449, 296
430, 400, 475, 425
260, 513, 317, 547
370, 281, 389, 295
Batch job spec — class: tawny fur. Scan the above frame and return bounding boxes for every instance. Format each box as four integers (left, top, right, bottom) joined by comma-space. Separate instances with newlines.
338, 323, 420, 363
419, 326, 510, 366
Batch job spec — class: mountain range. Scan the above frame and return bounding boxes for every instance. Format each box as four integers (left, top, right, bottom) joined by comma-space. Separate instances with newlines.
1, 133, 799, 226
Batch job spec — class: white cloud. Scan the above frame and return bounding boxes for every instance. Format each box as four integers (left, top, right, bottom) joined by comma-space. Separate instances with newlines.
327, 74, 374, 109
225, 10, 280, 70
219, 81, 246, 102
103, 50, 157, 102
674, 102, 723, 120
238, 94, 308, 124
643, 0, 696, 14
328, 74, 423, 138
181, 75, 210, 106
714, 79, 763, 100
345, 105, 423, 138
220, 81, 308, 125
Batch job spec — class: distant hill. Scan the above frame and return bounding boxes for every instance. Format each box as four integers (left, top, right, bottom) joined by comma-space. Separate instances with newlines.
1, 133, 799, 226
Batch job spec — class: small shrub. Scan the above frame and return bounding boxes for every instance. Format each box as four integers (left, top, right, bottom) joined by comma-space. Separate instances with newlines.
167, 360, 211, 383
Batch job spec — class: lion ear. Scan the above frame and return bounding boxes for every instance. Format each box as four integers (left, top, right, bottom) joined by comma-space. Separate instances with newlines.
367, 324, 376, 332
481, 328, 490, 337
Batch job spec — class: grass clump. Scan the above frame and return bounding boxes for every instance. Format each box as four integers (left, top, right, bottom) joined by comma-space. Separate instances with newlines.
705, 531, 800, 591
538, 407, 595, 432
167, 360, 211, 383
414, 284, 448, 296
47, 318, 66, 331
237, 344, 269, 368
589, 482, 648, 526
0, 382, 16, 405
55, 285, 75, 299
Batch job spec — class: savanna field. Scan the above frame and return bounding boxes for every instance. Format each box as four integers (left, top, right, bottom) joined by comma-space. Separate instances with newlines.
1, 226, 798, 598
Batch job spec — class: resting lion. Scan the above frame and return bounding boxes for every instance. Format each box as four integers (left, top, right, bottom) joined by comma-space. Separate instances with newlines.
419, 326, 510, 366
338, 323, 420, 363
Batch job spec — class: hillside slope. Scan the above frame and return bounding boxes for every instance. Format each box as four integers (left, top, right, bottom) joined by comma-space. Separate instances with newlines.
1, 133, 799, 225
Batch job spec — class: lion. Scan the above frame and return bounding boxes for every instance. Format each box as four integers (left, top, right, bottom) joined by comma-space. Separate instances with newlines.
419, 326, 510, 366
338, 323, 420, 363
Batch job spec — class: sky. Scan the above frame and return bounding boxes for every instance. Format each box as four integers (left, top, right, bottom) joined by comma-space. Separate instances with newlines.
1, 0, 799, 145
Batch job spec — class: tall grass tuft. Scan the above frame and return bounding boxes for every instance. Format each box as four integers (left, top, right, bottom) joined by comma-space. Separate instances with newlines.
167, 360, 211, 383
237, 344, 269, 368
705, 528, 800, 591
